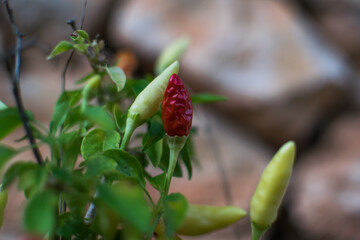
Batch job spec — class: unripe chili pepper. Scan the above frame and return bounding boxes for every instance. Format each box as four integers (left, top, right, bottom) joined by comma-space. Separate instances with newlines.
0, 185, 8, 229
162, 74, 193, 137
250, 141, 296, 240
161, 74, 193, 195
155, 36, 190, 75
120, 61, 179, 150
177, 204, 246, 236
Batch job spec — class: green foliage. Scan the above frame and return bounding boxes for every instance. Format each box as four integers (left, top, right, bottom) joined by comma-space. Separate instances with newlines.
47, 41, 74, 60
163, 193, 188, 237
191, 93, 228, 104
50, 91, 81, 134
81, 128, 120, 160
82, 106, 116, 131
0, 108, 23, 140
0, 145, 17, 170
97, 182, 152, 233
23, 190, 58, 234
106, 66, 126, 92
0, 28, 240, 240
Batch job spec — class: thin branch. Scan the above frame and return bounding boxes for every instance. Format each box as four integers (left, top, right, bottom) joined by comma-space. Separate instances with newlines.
61, 50, 74, 92
0, 37, 37, 61
61, 0, 87, 92
79, 0, 88, 29
2, 0, 43, 165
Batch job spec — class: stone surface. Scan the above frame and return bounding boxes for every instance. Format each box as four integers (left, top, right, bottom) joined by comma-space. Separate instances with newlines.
109, 0, 351, 148
0, 0, 115, 52
291, 114, 360, 240
293, 0, 360, 65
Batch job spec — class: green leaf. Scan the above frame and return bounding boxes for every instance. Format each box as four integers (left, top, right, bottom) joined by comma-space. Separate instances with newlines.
113, 105, 127, 133
76, 30, 90, 42
2, 162, 38, 188
0, 145, 17, 170
97, 182, 151, 233
63, 190, 90, 217
106, 66, 126, 92
163, 193, 188, 237
126, 79, 149, 97
142, 116, 165, 151
145, 139, 163, 167
94, 202, 120, 240
18, 166, 48, 199
180, 139, 193, 179
191, 94, 228, 104
73, 43, 88, 53
103, 149, 145, 185
145, 172, 165, 191
155, 36, 190, 74
82, 106, 116, 131
75, 72, 95, 85
81, 129, 120, 160
81, 129, 106, 160
50, 91, 81, 134
47, 41, 74, 60
23, 190, 57, 235
0, 101, 6, 110
62, 135, 82, 170
85, 155, 117, 177
103, 130, 121, 151
57, 131, 79, 144
0, 108, 22, 140
57, 213, 94, 238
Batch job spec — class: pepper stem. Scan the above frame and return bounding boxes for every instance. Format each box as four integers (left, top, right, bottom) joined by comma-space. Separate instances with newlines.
251, 222, 268, 240
164, 135, 187, 195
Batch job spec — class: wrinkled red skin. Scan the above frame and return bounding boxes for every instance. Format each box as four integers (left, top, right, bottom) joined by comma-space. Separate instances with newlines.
162, 74, 193, 136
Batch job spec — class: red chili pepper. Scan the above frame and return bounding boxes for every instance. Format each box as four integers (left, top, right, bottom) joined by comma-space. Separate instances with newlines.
162, 74, 193, 136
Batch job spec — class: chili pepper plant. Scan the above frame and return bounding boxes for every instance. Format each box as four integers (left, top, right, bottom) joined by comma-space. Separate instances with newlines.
0, 9, 296, 240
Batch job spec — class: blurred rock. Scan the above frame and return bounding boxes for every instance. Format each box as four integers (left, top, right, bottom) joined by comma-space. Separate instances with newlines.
109, 0, 351, 148
0, 0, 115, 51
293, 0, 360, 65
291, 114, 360, 240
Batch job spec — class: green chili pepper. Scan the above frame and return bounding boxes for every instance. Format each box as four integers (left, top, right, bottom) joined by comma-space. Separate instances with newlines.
0, 185, 8, 229
177, 204, 246, 236
120, 61, 179, 149
155, 37, 190, 75
250, 141, 296, 240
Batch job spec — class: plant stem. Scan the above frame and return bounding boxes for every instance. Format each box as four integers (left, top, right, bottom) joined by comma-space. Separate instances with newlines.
164, 148, 181, 196
147, 196, 164, 240
163, 135, 187, 195
2, 0, 43, 165
251, 222, 268, 240
142, 186, 155, 208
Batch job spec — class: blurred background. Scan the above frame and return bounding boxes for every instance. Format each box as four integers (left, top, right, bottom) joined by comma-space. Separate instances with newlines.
1, 0, 360, 239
